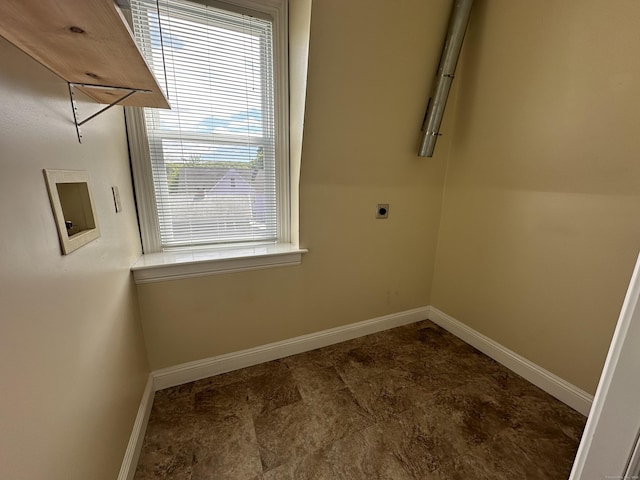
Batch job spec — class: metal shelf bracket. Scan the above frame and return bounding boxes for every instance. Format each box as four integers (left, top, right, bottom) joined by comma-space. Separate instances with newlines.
68, 82, 151, 143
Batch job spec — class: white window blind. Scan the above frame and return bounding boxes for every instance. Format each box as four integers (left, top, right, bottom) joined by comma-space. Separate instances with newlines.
130, 0, 279, 249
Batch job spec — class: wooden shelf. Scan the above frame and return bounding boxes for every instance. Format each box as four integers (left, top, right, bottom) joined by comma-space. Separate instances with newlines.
0, 0, 170, 109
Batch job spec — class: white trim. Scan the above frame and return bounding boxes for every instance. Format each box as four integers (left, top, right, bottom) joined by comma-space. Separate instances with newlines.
117, 375, 155, 480
131, 243, 307, 283
428, 307, 593, 415
152, 306, 431, 390
124, 106, 162, 253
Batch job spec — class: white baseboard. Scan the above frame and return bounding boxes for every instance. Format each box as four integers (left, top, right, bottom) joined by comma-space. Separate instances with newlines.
152, 306, 431, 390
121, 305, 594, 480
150, 303, 592, 414
428, 307, 593, 416
117, 375, 155, 480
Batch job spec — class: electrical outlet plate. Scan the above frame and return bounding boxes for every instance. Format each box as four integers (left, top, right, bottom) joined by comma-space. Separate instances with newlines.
376, 204, 389, 219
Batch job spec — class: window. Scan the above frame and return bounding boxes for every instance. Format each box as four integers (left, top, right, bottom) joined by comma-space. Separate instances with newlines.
128, 0, 289, 253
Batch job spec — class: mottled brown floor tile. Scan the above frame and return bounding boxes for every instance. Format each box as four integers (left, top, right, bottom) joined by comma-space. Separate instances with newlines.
142, 414, 195, 449
496, 427, 580, 479
415, 323, 461, 345
134, 442, 194, 480
378, 408, 480, 480
246, 369, 302, 417
369, 323, 444, 350
450, 344, 511, 381
460, 368, 587, 445
135, 392, 196, 480
194, 380, 249, 423
191, 411, 262, 480
288, 364, 346, 401
335, 345, 412, 385
192, 359, 289, 393
254, 388, 372, 472
458, 434, 550, 480
156, 382, 196, 400
136, 320, 585, 480
335, 331, 389, 351
490, 383, 585, 478
345, 369, 433, 421
353, 332, 440, 367
403, 380, 582, 480
496, 372, 586, 441
401, 357, 472, 394
254, 399, 326, 471
142, 391, 197, 450
152, 389, 196, 419
262, 424, 414, 480
281, 348, 337, 369
412, 378, 526, 449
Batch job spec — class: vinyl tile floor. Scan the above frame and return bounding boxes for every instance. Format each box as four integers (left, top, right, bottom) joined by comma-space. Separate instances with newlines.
134, 320, 586, 480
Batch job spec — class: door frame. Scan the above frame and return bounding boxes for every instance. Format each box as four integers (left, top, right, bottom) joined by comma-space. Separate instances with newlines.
570, 252, 640, 479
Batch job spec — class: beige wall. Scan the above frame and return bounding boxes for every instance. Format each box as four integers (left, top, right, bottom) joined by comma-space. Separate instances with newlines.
431, 0, 640, 394
8, 0, 638, 476
0, 40, 149, 480
136, 0, 454, 369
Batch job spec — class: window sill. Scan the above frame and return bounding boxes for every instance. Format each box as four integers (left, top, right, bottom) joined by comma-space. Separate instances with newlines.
131, 243, 308, 284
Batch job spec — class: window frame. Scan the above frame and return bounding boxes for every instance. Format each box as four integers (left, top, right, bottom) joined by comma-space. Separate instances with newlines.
126, 0, 290, 254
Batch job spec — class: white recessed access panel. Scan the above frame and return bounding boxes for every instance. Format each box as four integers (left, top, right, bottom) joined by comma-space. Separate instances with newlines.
44, 169, 100, 254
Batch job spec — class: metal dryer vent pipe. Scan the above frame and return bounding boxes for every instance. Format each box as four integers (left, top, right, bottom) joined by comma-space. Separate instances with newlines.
418, 0, 473, 157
